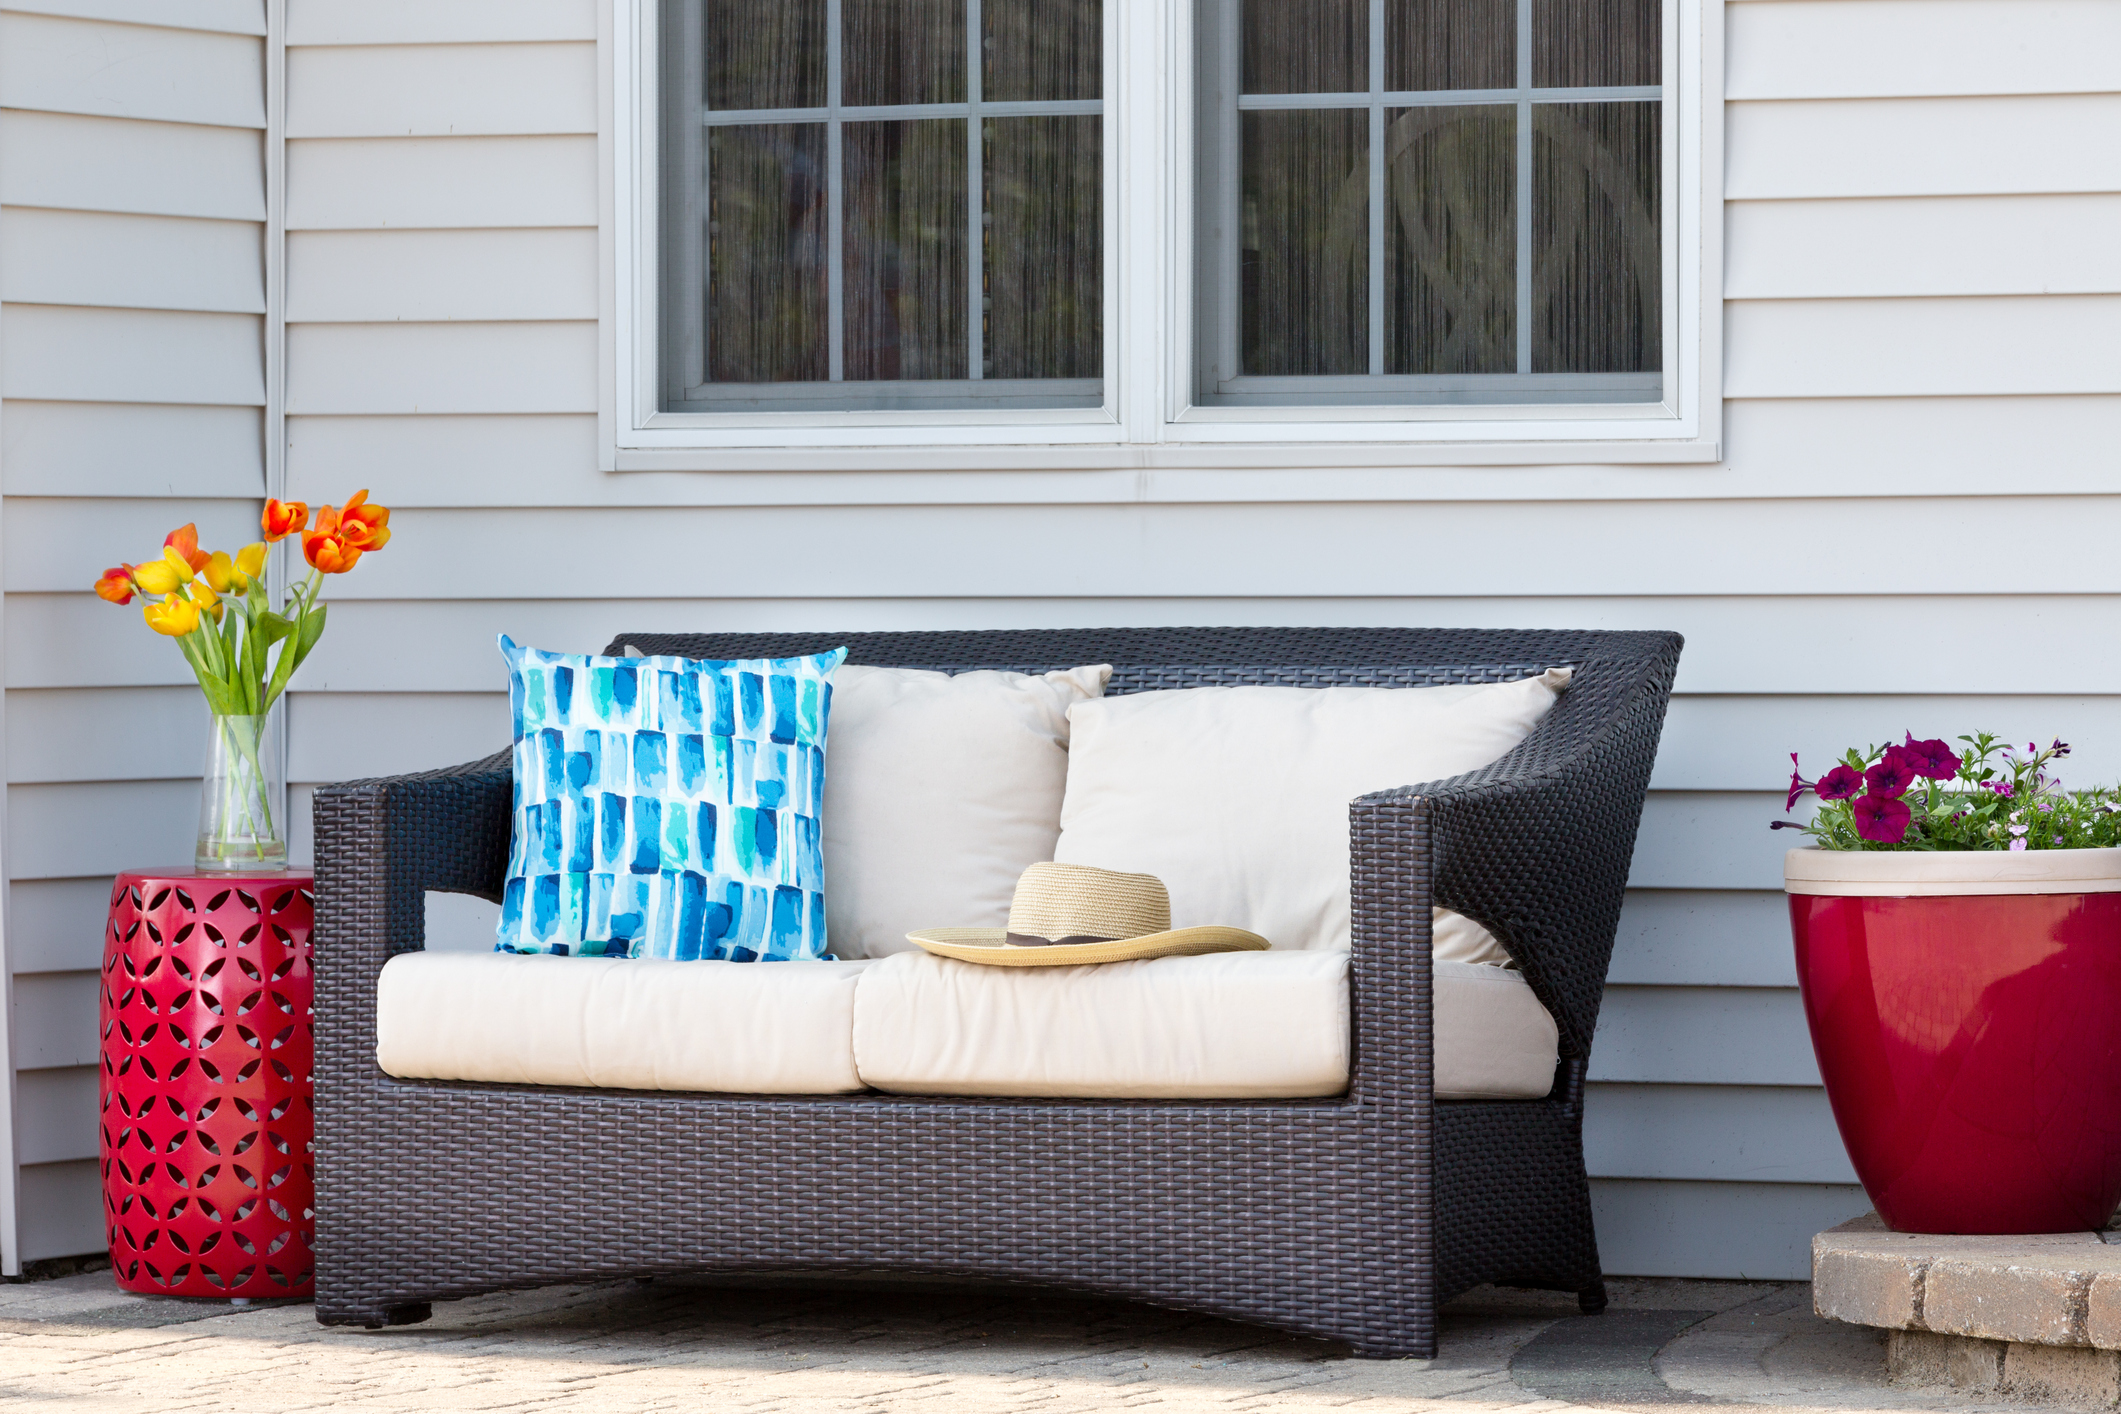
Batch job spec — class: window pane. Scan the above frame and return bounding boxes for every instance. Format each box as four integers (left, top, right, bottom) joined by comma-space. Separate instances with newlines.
1385, 105, 1513, 374
986, 115, 1102, 379
707, 124, 829, 382
707, 0, 825, 110
1242, 109, 1368, 376
1534, 0, 1659, 87
1532, 101, 1659, 373
984, 0, 1100, 102
1386, 0, 1514, 92
844, 119, 967, 380
844, 0, 965, 106
1242, 0, 1366, 94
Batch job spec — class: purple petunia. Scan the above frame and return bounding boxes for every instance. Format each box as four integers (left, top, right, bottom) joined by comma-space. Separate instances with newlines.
1816, 764, 1867, 802
1852, 792, 1913, 844
1786, 752, 1812, 812
1899, 734, 1963, 780
1865, 749, 1919, 800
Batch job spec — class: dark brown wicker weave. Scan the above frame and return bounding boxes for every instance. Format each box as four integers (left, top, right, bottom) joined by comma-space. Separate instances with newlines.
312, 626, 1680, 1357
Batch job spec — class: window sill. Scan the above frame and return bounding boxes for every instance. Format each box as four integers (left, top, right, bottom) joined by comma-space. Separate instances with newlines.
608, 439, 1721, 474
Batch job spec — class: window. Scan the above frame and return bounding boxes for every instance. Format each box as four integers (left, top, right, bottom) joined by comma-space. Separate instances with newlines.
1193, 0, 1662, 407
612, 0, 1714, 463
659, 0, 1106, 412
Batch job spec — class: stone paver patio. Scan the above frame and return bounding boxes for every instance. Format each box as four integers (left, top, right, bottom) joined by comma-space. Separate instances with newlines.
0, 1267, 2071, 1413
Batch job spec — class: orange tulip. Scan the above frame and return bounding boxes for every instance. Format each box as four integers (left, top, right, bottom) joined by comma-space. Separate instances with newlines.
142, 596, 200, 637
302, 506, 364, 575
262, 498, 310, 543
94, 565, 136, 605
337, 490, 391, 552
163, 523, 211, 574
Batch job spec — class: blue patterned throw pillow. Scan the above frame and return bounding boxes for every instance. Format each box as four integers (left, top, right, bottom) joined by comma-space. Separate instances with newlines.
495, 636, 846, 961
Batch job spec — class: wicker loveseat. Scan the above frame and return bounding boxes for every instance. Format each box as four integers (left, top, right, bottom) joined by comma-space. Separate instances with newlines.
311, 626, 1680, 1357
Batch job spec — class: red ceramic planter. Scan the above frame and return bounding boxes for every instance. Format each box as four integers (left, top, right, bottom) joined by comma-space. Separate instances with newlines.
1788, 847, 2121, 1234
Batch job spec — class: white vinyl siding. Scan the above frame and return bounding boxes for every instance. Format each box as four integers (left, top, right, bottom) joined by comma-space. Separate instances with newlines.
0, 1, 268, 1267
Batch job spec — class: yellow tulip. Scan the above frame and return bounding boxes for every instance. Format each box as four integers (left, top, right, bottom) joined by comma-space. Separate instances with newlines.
131, 549, 189, 596
235, 542, 267, 580
202, 550, 251, 595
189, 579, 223, 621
142, 596, 199, 636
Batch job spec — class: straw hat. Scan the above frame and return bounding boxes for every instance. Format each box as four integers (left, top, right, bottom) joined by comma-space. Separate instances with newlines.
908, 861, 1270, 966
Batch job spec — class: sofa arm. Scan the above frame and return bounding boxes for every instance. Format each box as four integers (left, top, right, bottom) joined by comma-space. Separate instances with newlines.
311, 750, 512, 1086
1350, 645, 1678, 1072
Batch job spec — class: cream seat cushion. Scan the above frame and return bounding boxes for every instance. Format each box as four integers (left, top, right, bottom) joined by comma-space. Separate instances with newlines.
375, 951, 872, 1093
822, 663, 1111, 958
1053, 670, 1570, 963
850, 950, 1559, 1100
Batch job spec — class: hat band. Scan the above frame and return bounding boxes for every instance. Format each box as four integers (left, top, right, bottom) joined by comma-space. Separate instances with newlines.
1005, 931, 1120, 948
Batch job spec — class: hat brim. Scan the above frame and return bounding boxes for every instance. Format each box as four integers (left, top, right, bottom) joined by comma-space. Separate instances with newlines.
905, 925, 1271, 967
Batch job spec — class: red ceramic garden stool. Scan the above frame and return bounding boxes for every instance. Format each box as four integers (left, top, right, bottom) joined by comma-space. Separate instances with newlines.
99, 869, 315, 1298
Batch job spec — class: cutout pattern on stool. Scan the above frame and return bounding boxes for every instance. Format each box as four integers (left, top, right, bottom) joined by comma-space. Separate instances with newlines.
99, 873, 315, 1298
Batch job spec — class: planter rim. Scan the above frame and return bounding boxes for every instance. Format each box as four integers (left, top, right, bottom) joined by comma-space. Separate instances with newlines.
1785, 845, 2121, 896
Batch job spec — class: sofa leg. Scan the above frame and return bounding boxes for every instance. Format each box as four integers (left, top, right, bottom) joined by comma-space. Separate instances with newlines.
1577, 1281, 1609, 1315
354, 1302, 432, 1329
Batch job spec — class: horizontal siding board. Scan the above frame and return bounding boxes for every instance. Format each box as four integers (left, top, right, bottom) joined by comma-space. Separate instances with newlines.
1590, 985, 1816, 1086
8, 779, 196, 880
0, 207, 263, 314
1726, 0, 2121, 101
1592, 1179, 1870, 1280
10, 877, 119, 974
288, 692, 505, 781
286, 135, 596, 230
1727, 195, 2121, 301
286, 228, 597, 323
14, 970, 97, 1069
3, 497, 259, 592
1654, 695, 2121, 794
285, 321, 595, 414
1, 401, 263, 498
1727, 296, 2121, 399
1728, 95, 2121, 200
1, 305, 265, 405
286, 42, 597, 138
0, 11, 262, 129
1632, 793, 1789, 892
287, 396, 2121, 506
1611, 890, 1795, 988
3, 0, 264, 36
18, 1159, 104, 1261
285, 0, 594, 45
8, 687, 209, 782
11, 592, 252, 688
0, 110, 264, 220
274, 498, 2121, 602
28, 590, 2121, 695
258, 594, 2121, 697
1585, 1084, 1854, 1184
16, 1066, 96, 1165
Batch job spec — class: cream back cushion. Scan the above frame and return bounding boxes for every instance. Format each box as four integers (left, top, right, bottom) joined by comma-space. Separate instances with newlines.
823, 663, 1111, 958
1053, 670, 1570, 958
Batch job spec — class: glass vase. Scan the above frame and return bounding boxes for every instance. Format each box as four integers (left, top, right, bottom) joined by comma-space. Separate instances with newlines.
197, 710, 286, 872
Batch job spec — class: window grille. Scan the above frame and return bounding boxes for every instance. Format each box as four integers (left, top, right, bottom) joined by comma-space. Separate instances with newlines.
1193, 0, 1663, 407
661, 0, 1105, 413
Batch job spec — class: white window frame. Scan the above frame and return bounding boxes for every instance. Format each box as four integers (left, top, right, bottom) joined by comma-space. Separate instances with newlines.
601, 0, 1721, 470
